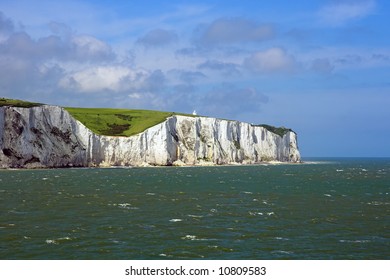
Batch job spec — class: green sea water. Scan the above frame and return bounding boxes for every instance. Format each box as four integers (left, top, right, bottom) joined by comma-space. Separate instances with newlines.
0, 158, 389, 259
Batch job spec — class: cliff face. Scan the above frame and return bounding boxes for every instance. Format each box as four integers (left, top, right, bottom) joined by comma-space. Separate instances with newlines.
0, 105, 300, 168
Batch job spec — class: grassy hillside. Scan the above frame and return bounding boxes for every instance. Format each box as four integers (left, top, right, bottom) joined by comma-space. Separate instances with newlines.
0, 97, 43, 108
65, 107, 191, 137
0, 97, 192, 137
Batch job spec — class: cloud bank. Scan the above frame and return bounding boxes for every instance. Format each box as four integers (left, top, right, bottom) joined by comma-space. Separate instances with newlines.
319, 0, 376, 26
244, 48, 298, 74
194, 17, 274, 46
0, 3, 388, 121
137, 29, 178, 47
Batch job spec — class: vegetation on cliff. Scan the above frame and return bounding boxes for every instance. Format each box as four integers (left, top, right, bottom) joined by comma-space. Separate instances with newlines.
252, 124, 293, 137
65, 108, 195, 137
0, 97, 43, 108
65, 107, 178, 137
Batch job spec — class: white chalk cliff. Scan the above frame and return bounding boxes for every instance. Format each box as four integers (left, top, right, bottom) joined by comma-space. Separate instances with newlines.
0, 105, 300, 168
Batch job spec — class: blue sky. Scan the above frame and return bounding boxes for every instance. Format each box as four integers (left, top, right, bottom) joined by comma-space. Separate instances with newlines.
0, 0, 389, 157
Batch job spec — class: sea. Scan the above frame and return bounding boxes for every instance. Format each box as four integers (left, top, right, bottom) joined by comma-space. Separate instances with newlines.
0, 158, 389, 260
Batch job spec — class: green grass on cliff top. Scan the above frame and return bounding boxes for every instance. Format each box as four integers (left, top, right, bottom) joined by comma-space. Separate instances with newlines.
0, 97, 189, 137
65, 107, 193, 137
0, 97, 43, 108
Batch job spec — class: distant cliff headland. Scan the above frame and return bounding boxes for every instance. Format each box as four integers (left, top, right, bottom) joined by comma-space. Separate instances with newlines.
0, 98, 300, 168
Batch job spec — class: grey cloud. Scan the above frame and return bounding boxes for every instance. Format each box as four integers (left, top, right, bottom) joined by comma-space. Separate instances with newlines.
194, 17, 274, 46
175, 46, 210, 58
167, 69, 207, 85
0, 12, 115, 64
48, 21, 72, 37
311, 58, 334, 74
372, 53, 390, 62
285, 28, 312, 42
137, 28, 178, 47
161, 84, 197, 112
140, 70, 166, 92
335, 54, 362, 65
198, 60, 241, 76
0, 31, 114, 62
199, 85, 269, 118
1, 32, 36, 57
125, 70, 167, 107
140, 83, 269, 119
0, 11, 14, 35
179, 71, 206, 84
0, 54, 65, 100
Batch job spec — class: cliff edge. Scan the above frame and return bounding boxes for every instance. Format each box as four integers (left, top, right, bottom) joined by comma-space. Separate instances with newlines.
0, 105, 300, 168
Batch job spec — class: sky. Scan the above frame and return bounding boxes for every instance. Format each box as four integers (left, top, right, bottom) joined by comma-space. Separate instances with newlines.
0, 0, 389, 157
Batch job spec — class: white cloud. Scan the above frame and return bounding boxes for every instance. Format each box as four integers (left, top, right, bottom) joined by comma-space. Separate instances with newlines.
128, 93, 142, 99
71, 35, 114, 60
244, 48, 297, 74
59, 66, 149, 93
319, 0, 376, 26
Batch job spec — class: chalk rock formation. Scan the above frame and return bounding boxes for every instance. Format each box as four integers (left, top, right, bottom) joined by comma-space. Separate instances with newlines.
0, 105, 300, 168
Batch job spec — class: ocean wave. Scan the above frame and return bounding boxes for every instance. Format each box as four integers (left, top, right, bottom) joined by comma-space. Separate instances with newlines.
249, 211, 263, 216
187, 214, 203, 218
181, 235, 215, 241
367, 201, 389, 206
339, 239, 371, 243
275, 237, 290, 241
182, 235, 197, 240
8, 210, 27, 215
272, 250, 294, 255
249, 211, 275, 217
57, 237, 72, 241
242, 191, 253, 194
45, 237, 72, 245
159, 253, 173, 258
169, 219, 183, 222
207, 245, 234, 252
114, 203, 139, 210
301, 161, 332, 165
